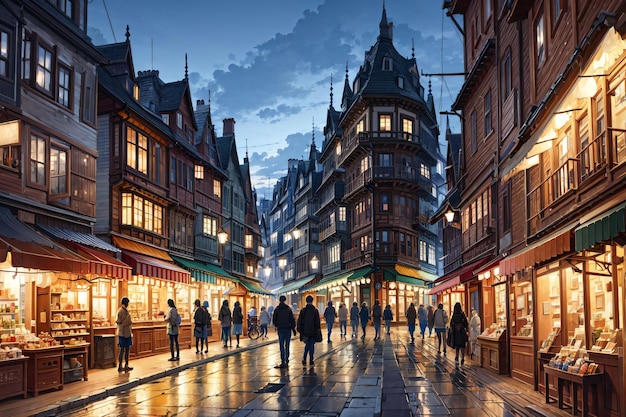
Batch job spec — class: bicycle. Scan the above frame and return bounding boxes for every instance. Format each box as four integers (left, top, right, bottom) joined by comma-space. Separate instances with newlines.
248, 317, 260, 340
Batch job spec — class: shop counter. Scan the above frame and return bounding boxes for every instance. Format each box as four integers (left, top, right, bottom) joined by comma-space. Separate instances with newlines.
0, 356, 28, 400
23, 345, 64, 396
544, 366, 602, 416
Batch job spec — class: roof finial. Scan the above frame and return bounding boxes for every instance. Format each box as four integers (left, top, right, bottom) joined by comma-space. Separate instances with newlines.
312, 116, 315, 146
245, 138, 249, 160
412, 38, 415, 58
208, 89, 211, 111
345, 61, 349, 82
125, 25, 130, 42
428, 79, 432, 95
184, 53, 188, 80
330, 73, 334, 108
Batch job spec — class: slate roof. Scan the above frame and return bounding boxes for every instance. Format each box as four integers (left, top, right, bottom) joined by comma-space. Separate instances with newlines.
216, 135, 235, 172
159, 80, 188, 113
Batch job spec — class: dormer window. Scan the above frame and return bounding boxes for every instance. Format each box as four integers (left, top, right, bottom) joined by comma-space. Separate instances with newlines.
397, 77, 404, 89
176, 112, 183, 129
162, 114, 169, 125
382, 57, 392, 71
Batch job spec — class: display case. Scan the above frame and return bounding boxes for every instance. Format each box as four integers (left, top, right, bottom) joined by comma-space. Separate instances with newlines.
92, 279, 118, 329
63, 344, 89, 383
477, 328, 508, 375
49, 284, 90, 346
1, 296, 18, 342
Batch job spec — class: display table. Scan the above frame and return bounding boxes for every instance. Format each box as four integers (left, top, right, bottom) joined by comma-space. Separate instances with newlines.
0, 356, 28, 400
23, 345, 64, 396
544, 366, 603, 416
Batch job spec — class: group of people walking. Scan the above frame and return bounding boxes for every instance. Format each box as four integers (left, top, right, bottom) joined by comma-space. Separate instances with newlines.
116, 296, 482, 371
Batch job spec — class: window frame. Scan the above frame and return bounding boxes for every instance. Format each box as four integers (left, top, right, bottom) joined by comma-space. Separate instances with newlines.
484, 89, 492, 138
49, 141, 69, 198
500, 50, 512, 103
378, 114, 392, 132
0, 26, 14, 81
56, 61, 73, 109
35, 41, 55, 97
535, 10, 546, 68
29, 132, 47, 189
80, 70, 96, 127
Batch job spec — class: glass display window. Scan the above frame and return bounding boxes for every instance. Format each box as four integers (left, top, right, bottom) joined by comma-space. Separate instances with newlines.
536, 268, 562, 349
92, 279, 118, 328
126, 282, 149, 321
563, 264, 585, 347
176, 285, 190, 320
509, 275, 532, 337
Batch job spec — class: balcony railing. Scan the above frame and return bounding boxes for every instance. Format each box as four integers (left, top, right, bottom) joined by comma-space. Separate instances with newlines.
528, 158, 579, 231
339, 130, 438, 166
323, 261, 341, 276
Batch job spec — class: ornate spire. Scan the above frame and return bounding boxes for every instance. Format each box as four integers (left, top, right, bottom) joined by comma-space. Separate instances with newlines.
208, 89, 211, 111
412, 38, 415, 58
378, 2, 390, 40
330, 73, 334, 108
184, 53, 188, 80
312, 117, 315, 147
125, 25, 130, 42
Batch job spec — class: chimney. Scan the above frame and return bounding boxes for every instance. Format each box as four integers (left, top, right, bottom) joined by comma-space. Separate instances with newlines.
197, 99, 205, 106
223, 118, 236, 136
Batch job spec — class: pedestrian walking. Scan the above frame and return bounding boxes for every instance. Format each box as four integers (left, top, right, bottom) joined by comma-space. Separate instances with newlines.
115, 297, 133, 371
406, 302, 417, 344
427, 305, 434, 337
165, 299, 180, 361
450, 302, 469, 365
383, 304, 393, 334
267, 305, 275, 331
218, 300, 232, 348
433, 303, 449, 354
272, 295, 297, 368
232, 301, 244, 347
297, 294, 321, 366
338, 303, 348, 337
193, 299, 208, 353
372, 300, 382, 340
323, 301, 337, 343
359, 302, 370, 339
350, 301, 360, 337
417, 303, 428, 340
259, 306, 270, 338
469, 308, 481, 358
202, 300, 212, 352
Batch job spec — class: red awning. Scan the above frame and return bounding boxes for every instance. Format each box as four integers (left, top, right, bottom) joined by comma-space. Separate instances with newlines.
429, 276, 461, 295
432, 257, 490, 285
70, 243, 132, 280
0, 237, 88, 274
121, 251, 190, 284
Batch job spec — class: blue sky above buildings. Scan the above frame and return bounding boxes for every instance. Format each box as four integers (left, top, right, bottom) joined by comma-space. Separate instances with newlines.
88, 0, 464, 196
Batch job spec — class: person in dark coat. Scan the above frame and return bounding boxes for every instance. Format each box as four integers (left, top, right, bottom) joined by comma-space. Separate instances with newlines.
350, 301, 360, 337
371, 300, 382, 340
406, 303, 417, 344
450, 302, 469, 365
323, 301, 337, 343
272, 295, 297, 368
383, 304, 393, 335
359, 302, 370, 339
193, 299, 208, 353
232, 301, 244, 347
218, 300, 232, 348
427, 305, 435, 337
297, 295, 321, 366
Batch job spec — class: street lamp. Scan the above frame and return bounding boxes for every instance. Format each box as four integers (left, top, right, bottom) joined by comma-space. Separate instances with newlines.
217, 228, 228, 244
310, 255, 319, 271
291, 228, 301, 240
444, 209, 456, 223
263, 264, 272, 278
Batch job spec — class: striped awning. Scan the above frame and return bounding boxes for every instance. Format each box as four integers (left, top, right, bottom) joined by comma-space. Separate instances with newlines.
71, 243, 132, 280
112, 236, 190, 284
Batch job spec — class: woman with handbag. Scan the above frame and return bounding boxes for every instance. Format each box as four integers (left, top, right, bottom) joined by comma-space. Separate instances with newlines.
297, 295, 321, 366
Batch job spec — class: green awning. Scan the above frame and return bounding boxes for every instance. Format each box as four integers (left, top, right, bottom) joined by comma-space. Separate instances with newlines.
273, 274, 316, 294
306, 270, 353, 291
239, 279, 273, 295
348, 267, 372, 282
575, 203, 626, 252
171, 256, 238, 283
383, 268, 426, 286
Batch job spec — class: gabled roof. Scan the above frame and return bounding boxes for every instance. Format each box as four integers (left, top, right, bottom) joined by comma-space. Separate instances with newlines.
159, 80, 188, 113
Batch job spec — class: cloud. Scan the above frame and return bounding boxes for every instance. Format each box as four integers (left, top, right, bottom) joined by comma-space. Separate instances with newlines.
87, 26, 108, 46
257, 104, 303, 121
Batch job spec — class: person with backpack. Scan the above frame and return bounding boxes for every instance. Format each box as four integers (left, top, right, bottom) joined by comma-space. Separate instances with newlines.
433, 303, 449, 355
323, 301, 337, 343
232, 301, 244, 348
450, 302, 469, 365
371, 300, 382, 340
193, 299, 207, 353
165, 299, 180, 361
297, 295, 321, 366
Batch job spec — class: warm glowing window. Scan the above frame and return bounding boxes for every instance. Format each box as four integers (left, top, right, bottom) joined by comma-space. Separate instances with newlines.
121, 192, 163, 234
126, 126, 148, 174
203, 216, 217, 236
245, 234, 253, 249
379, 114, 391, 131
420, 163, 430, 179
356, 119, 365, 134
402, 118, 413, 139
194, 164, 204, 179
50, 146, 67, 195
339, 206, 346, 222
213, 179, 221, 198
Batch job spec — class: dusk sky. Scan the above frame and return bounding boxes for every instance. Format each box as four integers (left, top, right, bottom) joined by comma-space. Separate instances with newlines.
87, 0, 464, 197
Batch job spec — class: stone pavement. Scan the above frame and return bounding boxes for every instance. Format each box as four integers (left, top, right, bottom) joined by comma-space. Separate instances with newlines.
0, 329, 572, 417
